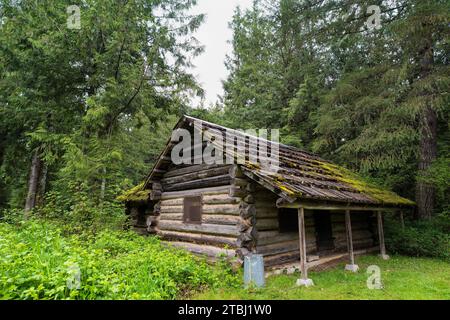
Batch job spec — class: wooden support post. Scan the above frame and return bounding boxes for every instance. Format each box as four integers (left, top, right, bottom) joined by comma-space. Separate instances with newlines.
377, 211, 389, 260
344, 210, 359, 272
296, 207, 314, 287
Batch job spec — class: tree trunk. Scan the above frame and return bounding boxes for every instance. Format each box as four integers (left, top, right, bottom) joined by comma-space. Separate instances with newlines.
36, 163, 48, 207
100, 167, 106, 203
415, 29, 437, 220
24, 150, 42, 216
415, 105, 437, 219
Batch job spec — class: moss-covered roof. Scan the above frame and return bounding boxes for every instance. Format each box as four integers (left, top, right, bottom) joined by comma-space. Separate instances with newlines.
143, 115, 415, 207
116, 182, 151, 203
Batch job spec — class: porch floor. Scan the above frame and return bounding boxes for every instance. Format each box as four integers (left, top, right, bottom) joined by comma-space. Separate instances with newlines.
265, 246, 379, 277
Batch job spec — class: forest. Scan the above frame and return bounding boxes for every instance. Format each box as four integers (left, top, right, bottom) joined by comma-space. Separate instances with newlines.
0, 0, 449, 300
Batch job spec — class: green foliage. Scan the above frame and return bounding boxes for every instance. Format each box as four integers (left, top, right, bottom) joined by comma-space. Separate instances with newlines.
0, 219, 240, 300
0, 0, 204, 210
385, 214, 450, 261
217, 0, 450, 216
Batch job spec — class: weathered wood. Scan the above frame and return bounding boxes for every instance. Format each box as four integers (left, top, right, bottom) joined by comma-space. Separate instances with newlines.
146, 215, 159, 227
243, 194, 255, 204
239, 203, 256, 218
277, 199, 398, 212
298, 207, 308, 280
256, 240, 299, 255
160, 198, 184, 206
263, 251, 300, 268
203, 197, 240, 205
161, 166, 230, 185
160, 213, 239, 225
229, 186, 247, 198
161, 186, 230, 199
236, 226, 257, 248
160, 206, 183, 214
333, 229, 373, 241
203, 204, 240, 215
377, 211, 387, 257
233, 178, 249, 187
158, 220, 240, 237
255, 218, 279, 231
335, 238, 374, 249
150, 190, 162, 200
159, 230, 237, 247
167, 241, 236, 259
163, 164, 227, 178
229, 165, 245, 179
345, 210, 355, 265
163, 174, 232, 192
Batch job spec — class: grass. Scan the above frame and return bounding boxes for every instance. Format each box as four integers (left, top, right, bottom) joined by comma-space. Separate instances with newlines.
193, 255, 450, 300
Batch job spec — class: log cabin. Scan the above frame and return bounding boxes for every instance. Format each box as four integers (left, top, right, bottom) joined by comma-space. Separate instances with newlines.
118, 115, 414, 285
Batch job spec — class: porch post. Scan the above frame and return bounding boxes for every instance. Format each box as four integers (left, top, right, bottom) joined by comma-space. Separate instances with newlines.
377, 211, 389, 260
344, 210, 359, 272
296, 207, 314, 287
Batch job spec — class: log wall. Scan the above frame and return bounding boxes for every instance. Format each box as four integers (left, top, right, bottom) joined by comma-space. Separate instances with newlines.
155, 164, 243, 260
253, 186, 317, 268
131, 162, 377, 268
330, 211, 376, 250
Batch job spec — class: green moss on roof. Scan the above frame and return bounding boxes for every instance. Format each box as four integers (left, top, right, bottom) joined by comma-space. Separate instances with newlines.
317, 161, 415, 206
116, 182, 151, 203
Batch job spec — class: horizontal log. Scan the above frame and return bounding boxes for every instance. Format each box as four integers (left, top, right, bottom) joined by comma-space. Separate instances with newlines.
158, 220, 240, 237
163, 174, 232, 192
335, 238, 374, 250
160, 206, 183, 214
204, 203, 240, 213
203, 197, 240, 205
160, 213, 239, 225
332, 222, 370, 232
166, 241, 236, 259
160, 198, 183, 206
256, 240, 300, 255
257, 230, 316, 246
163, 164, 228, 178
255, 218, 279, 231
161, 166, 230, 185
161, 186, 230, 199
256, 209, 278, 219
263, 251, 300, 268
158, 230, 238, 247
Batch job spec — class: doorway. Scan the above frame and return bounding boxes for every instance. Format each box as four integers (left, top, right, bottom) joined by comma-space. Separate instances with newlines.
313, 211, 334, 252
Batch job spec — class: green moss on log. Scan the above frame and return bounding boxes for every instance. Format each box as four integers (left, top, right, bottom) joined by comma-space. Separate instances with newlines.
117, 182, 151, 203
316, 161, 415, 206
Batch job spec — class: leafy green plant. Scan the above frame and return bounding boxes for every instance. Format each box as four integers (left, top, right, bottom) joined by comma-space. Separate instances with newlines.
0, 219, 239, 300
385, 213, 450, 261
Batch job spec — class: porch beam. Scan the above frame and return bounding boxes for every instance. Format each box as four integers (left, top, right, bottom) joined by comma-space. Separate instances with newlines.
296, 207, 314, 287
377, 211, 390, 260
276, 198, 399, 212
344, 210, 359, 272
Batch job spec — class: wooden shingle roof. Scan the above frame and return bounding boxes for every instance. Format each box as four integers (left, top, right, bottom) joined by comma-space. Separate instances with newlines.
142, 115, 414, 207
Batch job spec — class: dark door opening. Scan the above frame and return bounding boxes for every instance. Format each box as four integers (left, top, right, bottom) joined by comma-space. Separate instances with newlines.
313, 211, 334, 252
